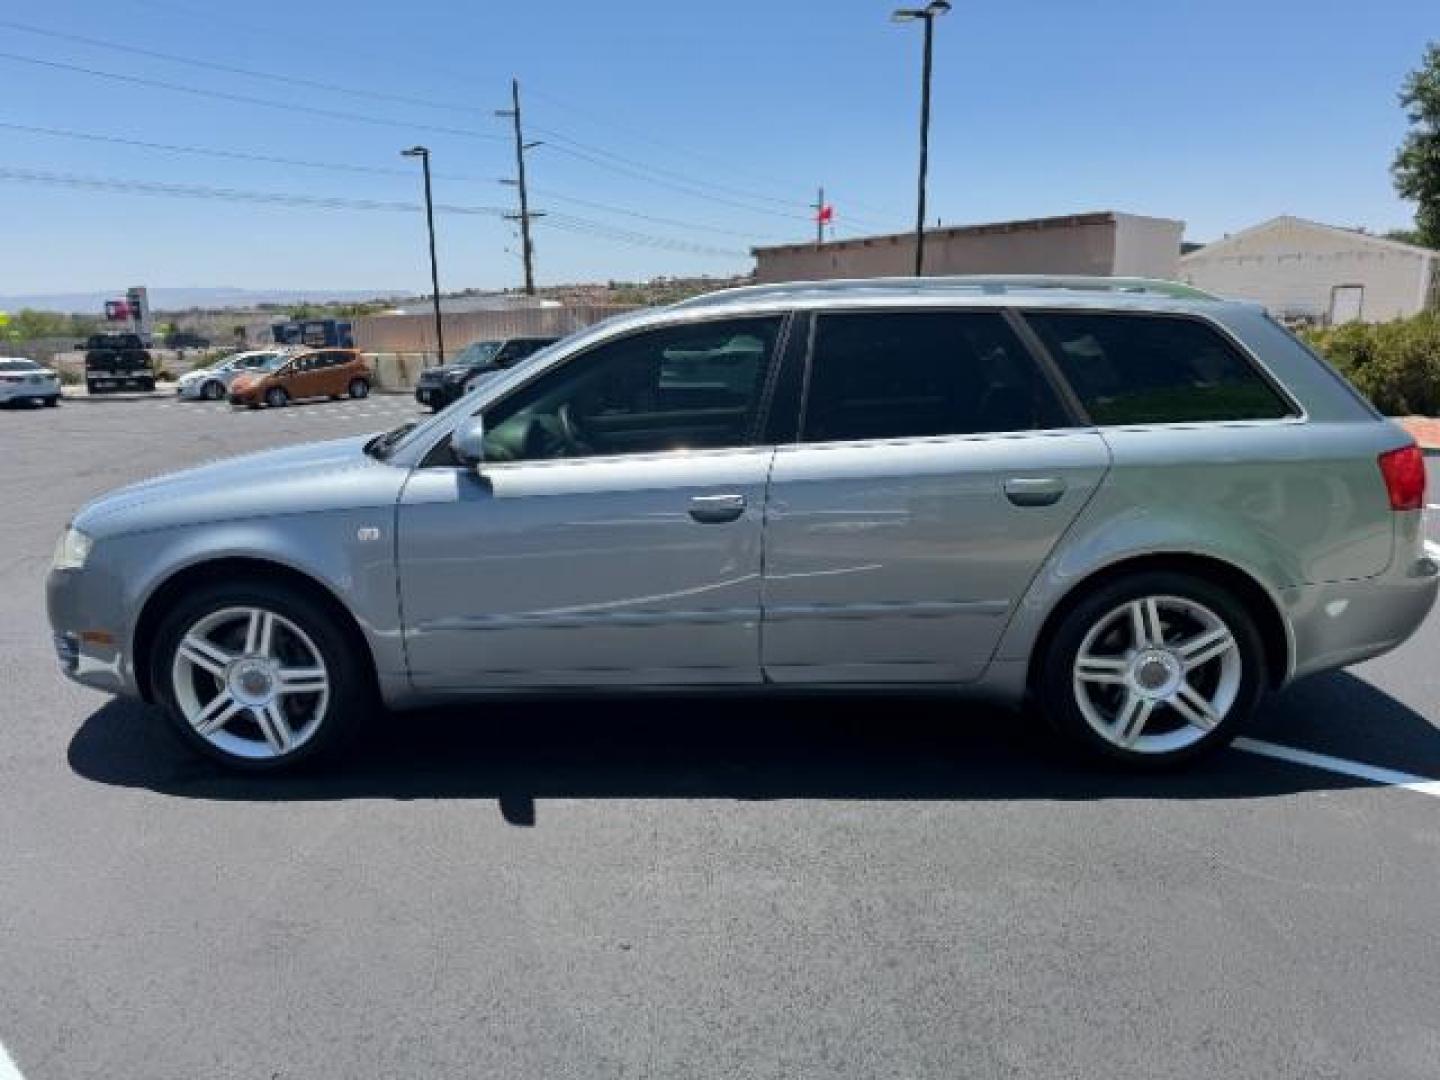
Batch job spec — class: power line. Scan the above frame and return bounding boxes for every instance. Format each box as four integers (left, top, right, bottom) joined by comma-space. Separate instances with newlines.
0, 20, 888, 230
0, 51, 506, 142
0, 120, 787, 241
0, 18, 478, 114
0, 46, 813, 225
527, 85, 902, 225
0, 166, 749, 258
6, 10, 871, 224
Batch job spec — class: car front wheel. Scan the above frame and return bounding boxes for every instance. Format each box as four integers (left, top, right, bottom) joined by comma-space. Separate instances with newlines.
348, 378, 370, 399
203, 380, 225, 401
151, 581, 365, 770
1038, 571, 1265, 769
265, 386, 289, 408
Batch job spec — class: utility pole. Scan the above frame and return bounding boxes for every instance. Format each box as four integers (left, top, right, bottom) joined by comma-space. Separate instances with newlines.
813, 185, 825, 246
497, 78, 543, 295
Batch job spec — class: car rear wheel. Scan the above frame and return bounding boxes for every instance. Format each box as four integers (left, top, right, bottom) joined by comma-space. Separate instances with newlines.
151, 581, 365, 771
265, 386, 289, 408
1037, 571, 1265, 769
348, 378, 370, 399
203, 380, 224, 401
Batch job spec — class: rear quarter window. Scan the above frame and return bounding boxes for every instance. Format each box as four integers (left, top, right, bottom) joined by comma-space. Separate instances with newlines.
1024, 311, 1295, 425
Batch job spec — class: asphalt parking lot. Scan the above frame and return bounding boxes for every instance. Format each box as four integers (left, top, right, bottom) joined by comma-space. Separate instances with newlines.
3, 395, 1440, 1079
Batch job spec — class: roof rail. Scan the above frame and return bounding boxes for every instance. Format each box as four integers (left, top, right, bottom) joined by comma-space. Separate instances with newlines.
669, 274, 1218, 309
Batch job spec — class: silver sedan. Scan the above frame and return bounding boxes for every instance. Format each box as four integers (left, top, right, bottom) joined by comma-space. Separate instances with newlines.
0, 357, 61, 407
175, 350, 290, 401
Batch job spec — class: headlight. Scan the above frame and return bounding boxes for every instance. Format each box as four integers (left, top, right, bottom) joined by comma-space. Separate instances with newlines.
52, 526, 92, 570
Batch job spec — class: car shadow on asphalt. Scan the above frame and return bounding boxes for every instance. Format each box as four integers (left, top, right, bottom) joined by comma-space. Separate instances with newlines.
66, 671, 1433, 821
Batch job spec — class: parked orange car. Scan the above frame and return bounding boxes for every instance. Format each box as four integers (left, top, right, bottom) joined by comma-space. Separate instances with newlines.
228, 348, 372, 409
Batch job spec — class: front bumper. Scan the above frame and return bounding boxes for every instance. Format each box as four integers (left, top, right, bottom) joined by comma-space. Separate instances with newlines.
175, 380, 206, 399
414, 382, 454, 408
46, 566, 139, 697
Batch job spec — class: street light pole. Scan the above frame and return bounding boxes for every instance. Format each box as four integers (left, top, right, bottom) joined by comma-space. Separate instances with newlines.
401, 145, 445, 363
892, 1, 950, 277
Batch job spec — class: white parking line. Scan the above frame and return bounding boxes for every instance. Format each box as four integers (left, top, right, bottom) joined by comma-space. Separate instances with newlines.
1234, 737, 1440, 798
0, 1039, 27, 1080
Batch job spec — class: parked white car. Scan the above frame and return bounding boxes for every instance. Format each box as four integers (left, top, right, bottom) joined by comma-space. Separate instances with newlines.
0, 357, 61, 407
175, 350, 291, 401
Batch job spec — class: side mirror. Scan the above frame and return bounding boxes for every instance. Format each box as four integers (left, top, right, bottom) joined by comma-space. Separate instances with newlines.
451, 415, 487, 467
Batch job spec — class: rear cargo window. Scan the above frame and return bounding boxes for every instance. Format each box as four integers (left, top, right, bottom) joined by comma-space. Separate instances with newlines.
1024, 312, 1295, 425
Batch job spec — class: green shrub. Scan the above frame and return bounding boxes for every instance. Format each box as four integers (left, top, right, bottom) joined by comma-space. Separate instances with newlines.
1302, 312, 1440, 415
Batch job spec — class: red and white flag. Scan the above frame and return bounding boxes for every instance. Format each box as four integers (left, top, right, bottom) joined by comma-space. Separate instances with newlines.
816, 204, 835, 224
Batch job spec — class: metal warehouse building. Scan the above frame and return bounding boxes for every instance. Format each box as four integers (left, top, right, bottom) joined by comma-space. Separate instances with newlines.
751, 211, 1183, 283
1179, 216, 1439, 325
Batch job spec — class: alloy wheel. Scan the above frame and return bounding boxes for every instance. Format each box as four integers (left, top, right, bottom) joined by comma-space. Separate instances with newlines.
170, 606, 330, 760
1071, 594, 1241, 755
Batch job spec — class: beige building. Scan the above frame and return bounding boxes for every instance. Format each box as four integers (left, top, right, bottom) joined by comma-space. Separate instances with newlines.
1179, 216, 1439, 324
751, 211, 1183, 284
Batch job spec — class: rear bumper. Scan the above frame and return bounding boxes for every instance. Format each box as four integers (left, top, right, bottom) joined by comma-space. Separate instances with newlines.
0, 381, 60, 401
1282, 544, 1438, 682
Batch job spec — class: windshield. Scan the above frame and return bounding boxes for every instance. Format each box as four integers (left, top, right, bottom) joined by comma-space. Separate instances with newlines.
453, 341, 502, 368
0, 359, 40, 372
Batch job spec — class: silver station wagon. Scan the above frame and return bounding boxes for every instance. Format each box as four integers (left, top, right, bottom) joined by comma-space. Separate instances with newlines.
47, 276, 1436, 771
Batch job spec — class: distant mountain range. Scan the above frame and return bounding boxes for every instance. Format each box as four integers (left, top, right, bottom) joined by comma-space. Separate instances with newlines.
0, 287, 406, 313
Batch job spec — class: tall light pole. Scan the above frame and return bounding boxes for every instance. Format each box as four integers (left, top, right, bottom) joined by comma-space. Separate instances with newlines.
401, 145, 445, 363
892, 1, 950, 276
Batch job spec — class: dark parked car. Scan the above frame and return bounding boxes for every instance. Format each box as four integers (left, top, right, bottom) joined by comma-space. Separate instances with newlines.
413, 336, 559, 411
82, 333, 155, 394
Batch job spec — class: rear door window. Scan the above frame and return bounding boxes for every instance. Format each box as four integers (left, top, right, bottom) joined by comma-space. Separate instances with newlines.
801, 311, 1070, 443
1024, 312, 1295, 425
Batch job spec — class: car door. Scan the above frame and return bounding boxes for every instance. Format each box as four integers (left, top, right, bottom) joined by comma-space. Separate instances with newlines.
397, 314, 792, 690
290, 353, 330, 399
761, 309, 1111, 685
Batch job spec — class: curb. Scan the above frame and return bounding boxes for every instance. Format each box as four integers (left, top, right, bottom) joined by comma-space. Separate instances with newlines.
61, 384, 179, 403
60, 385, 414, 403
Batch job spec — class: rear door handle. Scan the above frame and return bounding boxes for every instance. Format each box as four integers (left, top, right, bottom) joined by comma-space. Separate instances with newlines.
1003, 477, 1066, 507
689, 494, 747, 524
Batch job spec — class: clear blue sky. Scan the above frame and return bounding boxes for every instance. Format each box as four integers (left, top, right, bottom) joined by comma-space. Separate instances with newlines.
0, 0, 1433, 296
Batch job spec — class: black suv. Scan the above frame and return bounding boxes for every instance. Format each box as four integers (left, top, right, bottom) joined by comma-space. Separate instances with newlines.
413, 336, 559, 411
83, 333, 156, 393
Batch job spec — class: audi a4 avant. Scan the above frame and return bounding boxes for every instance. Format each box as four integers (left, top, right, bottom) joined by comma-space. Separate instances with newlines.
48, 276, 1436, 771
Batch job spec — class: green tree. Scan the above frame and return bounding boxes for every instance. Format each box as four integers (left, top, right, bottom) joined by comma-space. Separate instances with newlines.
1392, 41, 1440, 249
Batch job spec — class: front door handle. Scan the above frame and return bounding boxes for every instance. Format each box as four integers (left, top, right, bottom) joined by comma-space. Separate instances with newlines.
1003, 477, 1066, 507
689, 494, 747, 524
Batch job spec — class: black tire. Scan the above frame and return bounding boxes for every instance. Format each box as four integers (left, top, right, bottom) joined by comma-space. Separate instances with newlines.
86, 379, 101, 395
1036, 570, 1266, 770
203, 380, 225, 401
348, 378, 370, 399
140, 377, 156, 393
44, 396, 59, 407
265, 386, 289, 408
149, 580, 369, 771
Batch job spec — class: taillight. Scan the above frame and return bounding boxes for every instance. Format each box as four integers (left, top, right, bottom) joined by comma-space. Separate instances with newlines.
1378, 444, 1426, 511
